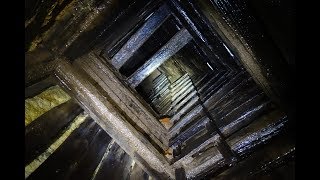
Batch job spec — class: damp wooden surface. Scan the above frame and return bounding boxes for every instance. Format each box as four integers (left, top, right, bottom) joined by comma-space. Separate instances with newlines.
27, 118, 111, 180
212, 123, 294, 179
127, 28, 192, 88
25, 84, 71, 126
111, 4, 171, 70
101, 0, 163, 58
93, 142, 148, 180
24, 0, 294, 178
25, 59, 61, 87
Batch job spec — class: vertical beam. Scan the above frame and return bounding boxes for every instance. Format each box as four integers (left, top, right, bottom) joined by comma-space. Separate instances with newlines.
55, 60, 175, 179
111, 4, 171, 69
128, 28, 192, 88
167, 0, 239, 70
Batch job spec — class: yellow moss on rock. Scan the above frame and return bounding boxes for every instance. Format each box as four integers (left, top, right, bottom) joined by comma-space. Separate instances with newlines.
25, 85, 71, 126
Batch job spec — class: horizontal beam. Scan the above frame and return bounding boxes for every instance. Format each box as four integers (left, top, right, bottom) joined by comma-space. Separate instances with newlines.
128, 28, 192, 88
111, 4, 171, 69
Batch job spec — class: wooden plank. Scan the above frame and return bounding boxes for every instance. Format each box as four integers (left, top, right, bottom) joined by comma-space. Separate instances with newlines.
101, 0, 163, 58
93, 141, 136, 180
25, 75, 57, 99
195, 0, 289, 107
167, 0, 238, 70
111, 4, 171, 69
25, 100, 83, 165
172, 111, 287, 178
27, 118, 111, 180
127, 28, 192, 88
25, 59, 63, 87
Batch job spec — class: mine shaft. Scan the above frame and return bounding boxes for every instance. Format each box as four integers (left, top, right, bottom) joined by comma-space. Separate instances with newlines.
25, 0, 295, 179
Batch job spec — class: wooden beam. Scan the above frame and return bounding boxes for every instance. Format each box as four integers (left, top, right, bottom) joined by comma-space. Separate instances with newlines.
111, 4, 171, 69
25, 75, 57, 99
127, 28, 192, 88
27, 118, 111, 180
